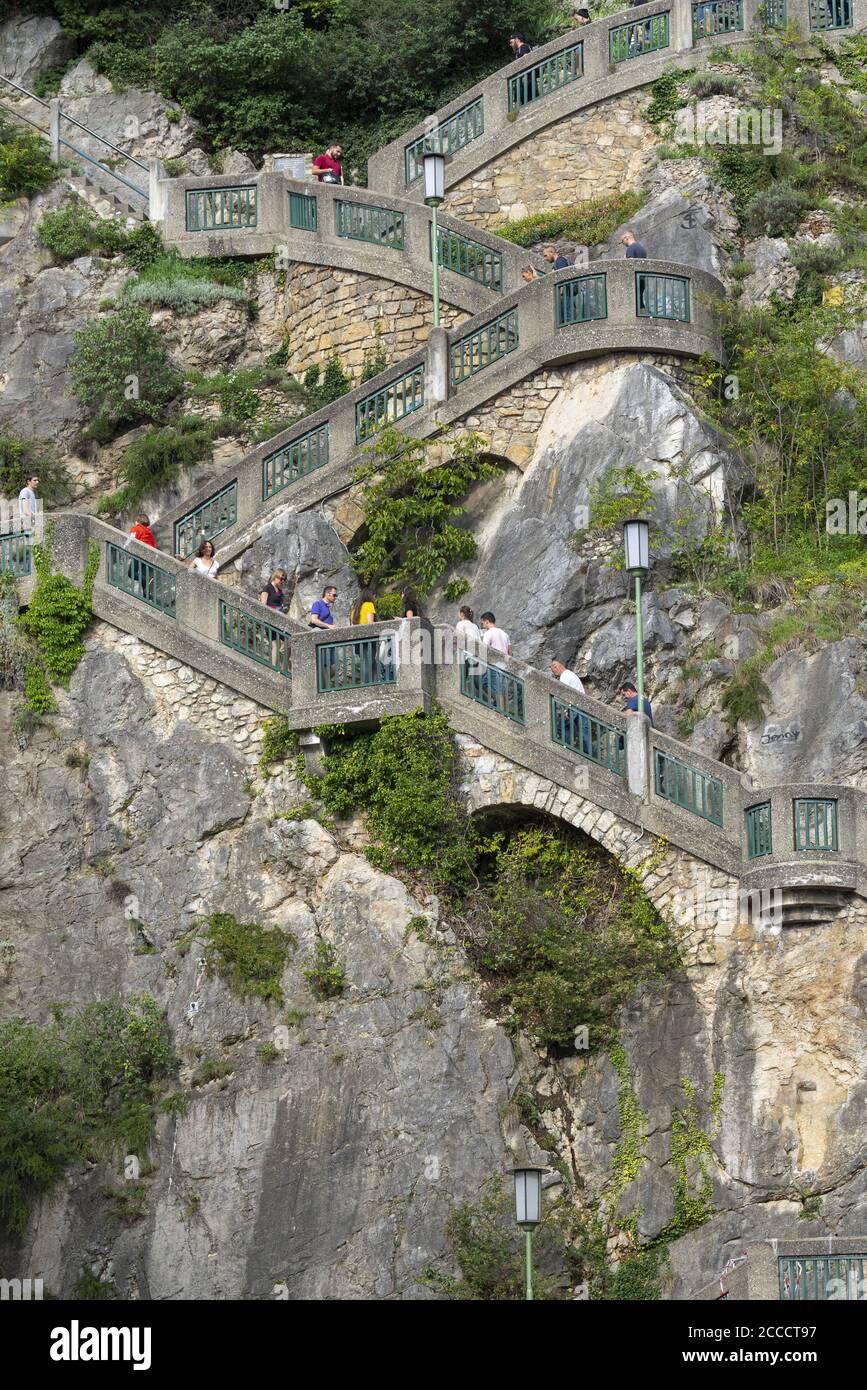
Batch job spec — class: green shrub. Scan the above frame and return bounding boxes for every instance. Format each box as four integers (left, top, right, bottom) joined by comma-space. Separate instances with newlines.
198, 911, 295, 1006
0, 573, 30, 693
0, 995, 176, 1236
0, 121, 55, 198
17, 521, 99, 714
73, 1268, 119, 1300
162, 157, 186, 178
360, 328, 388, 383
70, 306, 183, 432
37, 198, 128, 260
258, 714, 300, 774
0, 431, 72, 504
302, 939, 346, 1000
493, 189, 646, 248
123, 276, 249, 312
464, 825, 679, 1051
311, 707, 476, 888
720, 660, 771, 729
118, 415, 214, 505
744, 180, 811, 237
303, 353, 352, 413
350, 426, 497, 595
122, 222, 164, 271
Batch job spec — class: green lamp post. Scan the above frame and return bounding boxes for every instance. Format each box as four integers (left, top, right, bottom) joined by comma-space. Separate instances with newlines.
423, 149, 445, 329
623, 518, 650, 716
511, 1164, 545, 1300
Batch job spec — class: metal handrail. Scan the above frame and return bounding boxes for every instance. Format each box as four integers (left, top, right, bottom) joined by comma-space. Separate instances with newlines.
59, 109, 149, 173
0, 74, 49, 106
58, 137, 148, 200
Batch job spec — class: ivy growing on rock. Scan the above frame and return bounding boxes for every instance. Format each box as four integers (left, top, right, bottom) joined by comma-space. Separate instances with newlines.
350, 426, 498, 596
0, 996, 176, 1236
16, 520, 99, 717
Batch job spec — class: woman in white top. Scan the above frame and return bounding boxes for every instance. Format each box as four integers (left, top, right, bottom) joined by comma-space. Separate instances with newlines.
455, 604, 482, 653
190, 538, 218, 578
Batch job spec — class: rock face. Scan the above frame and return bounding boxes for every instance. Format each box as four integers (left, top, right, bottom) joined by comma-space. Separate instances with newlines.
0, 632, 519, 1298
233, 510, 360, 624
599, 172, 732, 279
429, 360, 733, 677
0, 13, 74, 86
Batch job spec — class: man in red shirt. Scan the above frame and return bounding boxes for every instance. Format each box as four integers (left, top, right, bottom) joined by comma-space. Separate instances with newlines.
127, 513, 157, 598
129, 513, 157, 548
312, 145, 343, 184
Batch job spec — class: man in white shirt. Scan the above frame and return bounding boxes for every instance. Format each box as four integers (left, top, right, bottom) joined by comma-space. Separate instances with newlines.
18, 474, 38, 532
480, 611, 512, 712
479, 611, 511, 655
551, 658, 584, 693
551, 657, 590, 754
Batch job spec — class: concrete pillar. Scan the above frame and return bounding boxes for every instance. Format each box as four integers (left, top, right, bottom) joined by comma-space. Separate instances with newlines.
626, 715, 649, 800
148, 159, 167, 224
299, 730, 324, 775
426, 327, 450, 405
49, 99, 60, 164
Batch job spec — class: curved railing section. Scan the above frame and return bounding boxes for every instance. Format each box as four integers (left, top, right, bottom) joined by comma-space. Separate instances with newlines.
155, 173, 530, 313
40, 510, 867, 908
367, 0, 865, 198
157, 258, 724, 560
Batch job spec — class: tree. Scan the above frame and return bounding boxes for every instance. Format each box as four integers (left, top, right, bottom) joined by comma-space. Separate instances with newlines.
70, 307, 182, 432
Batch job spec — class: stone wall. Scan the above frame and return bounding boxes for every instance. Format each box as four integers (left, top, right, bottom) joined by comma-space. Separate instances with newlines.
93, 622, 268, 773
444, 90, 659, 228
283, 264, 468, 384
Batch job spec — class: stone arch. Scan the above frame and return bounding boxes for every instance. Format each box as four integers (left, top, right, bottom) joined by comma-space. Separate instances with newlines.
454, 735, 740, 965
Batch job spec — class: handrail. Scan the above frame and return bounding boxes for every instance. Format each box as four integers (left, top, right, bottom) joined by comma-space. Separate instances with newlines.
27, 511, 867, 902
58, 109, 149, 172
58, 138, 149, 200
0, 74, 49, 106
159, 258, 723, 557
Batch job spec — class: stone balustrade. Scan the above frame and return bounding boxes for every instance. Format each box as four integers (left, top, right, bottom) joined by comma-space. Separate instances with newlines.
157, 258, 724, 562
18, 513, 867, 910
367, 0, 865, 198
155, 172, 529, 314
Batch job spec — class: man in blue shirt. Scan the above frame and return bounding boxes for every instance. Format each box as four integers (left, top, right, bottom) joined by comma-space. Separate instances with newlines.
621, 230, 647, 258
309, 585, 337, 630
620, 681, 653, 725
542, 245, 570, 271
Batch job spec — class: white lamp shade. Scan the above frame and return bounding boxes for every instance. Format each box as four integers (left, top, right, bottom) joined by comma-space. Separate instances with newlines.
623, 517, 650, 574
513, 1166, 544, 1227
423, 150, 445, 203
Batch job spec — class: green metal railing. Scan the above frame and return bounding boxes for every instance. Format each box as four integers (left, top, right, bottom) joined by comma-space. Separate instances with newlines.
763, 0, 787, 21
809, 0, 852, 28
185, 185, 257, 232
654, 748, 724, 826
746, 802, 773, 859
316, 635, 396, 692
404, 97, 485, 185
0, 532, 32, 577
636, 272, 690, 321
556, 274, 608, 326
450, 308, 519, 385
692, 0, 743, 38
106, 542, 176, 616
507, 42, 584, 112
550, 695, 625, 775
262, 423, 330, 499
459, 652, 525, 725
173, 481, 238, 558
434, 226, 504, 291
793, 798, 838, 852
609, 12, 670, 63
336, 200, 405, 250
219, 600, 290, 678
779, 1254, 866, 1299
355, 365, 425, 442
288, 190, 317, 231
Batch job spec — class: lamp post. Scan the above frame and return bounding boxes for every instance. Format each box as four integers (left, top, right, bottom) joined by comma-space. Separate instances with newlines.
511, 1165, 545, 1300
423, 150, 445, 329
623, 518, 650, 717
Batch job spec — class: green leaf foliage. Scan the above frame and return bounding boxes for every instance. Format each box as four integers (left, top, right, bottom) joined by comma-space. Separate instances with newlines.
70, 307, 183, 432
0, 995, 176, 1236
350, 427, 498, 595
